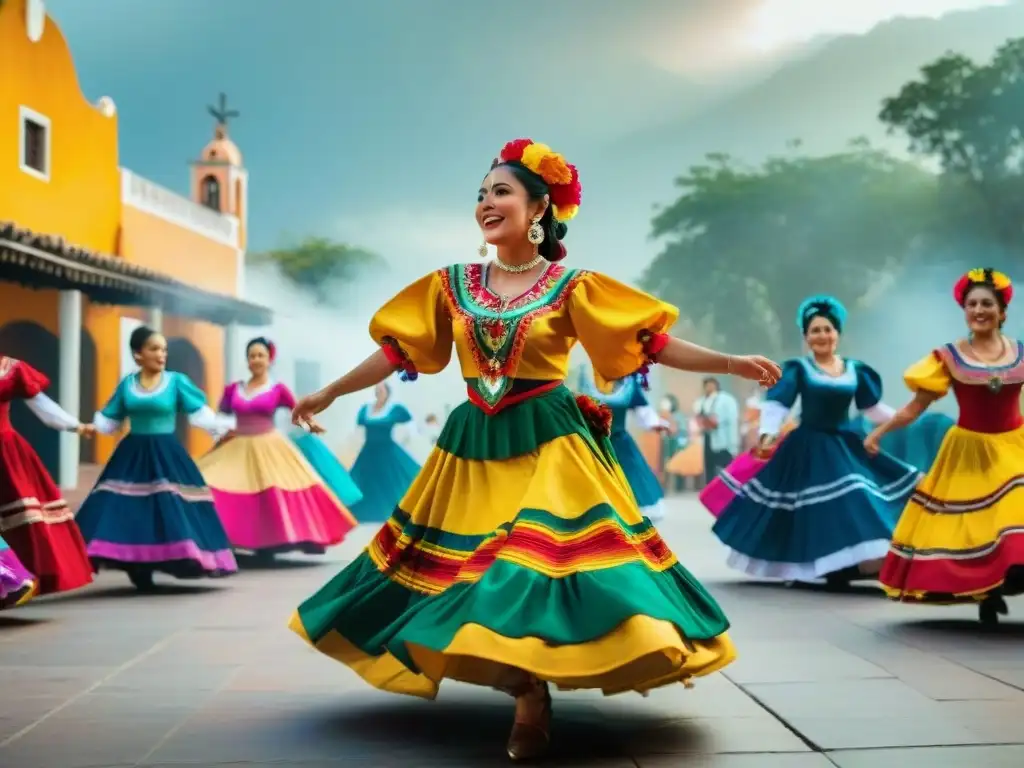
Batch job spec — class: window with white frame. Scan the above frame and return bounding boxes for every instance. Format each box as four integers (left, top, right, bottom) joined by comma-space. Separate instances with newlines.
19, 106, 51, 181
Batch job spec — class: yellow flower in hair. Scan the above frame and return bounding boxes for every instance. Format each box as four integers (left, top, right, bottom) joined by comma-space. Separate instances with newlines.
521, 143, 573, 186
967, 268, 1012, 290
553, 203, 579, 222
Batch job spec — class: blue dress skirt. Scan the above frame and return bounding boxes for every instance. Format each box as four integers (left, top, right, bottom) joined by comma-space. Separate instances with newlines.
712, 358, 921, 582
75, 372, 237, 580
850, 412, 955, 475
348, 401, 421, 522
291, 431, 364, 507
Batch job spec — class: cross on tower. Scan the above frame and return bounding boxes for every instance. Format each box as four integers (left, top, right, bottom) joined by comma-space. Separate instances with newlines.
207, 92, 239, 128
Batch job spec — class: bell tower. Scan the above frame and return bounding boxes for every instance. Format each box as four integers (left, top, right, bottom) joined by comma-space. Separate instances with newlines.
190, 93, 248, 251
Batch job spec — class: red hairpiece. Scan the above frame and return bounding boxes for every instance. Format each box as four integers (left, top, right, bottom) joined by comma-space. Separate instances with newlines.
266, 341, 277, 362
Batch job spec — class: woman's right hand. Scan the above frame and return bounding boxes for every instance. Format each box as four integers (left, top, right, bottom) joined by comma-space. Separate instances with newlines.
863, 431, 882, 456
292, 390, 334, 432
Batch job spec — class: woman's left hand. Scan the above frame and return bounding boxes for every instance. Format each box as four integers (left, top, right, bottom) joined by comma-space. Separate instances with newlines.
730, 356, 783, 387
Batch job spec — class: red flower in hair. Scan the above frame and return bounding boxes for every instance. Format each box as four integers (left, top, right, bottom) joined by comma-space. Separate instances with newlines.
266, 341, 277, 362
575, 394, 612, 437
500, 138, 533, 163
549, 163, 581, 207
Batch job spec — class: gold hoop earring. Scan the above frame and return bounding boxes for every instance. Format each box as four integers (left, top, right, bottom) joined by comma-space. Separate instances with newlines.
478, 241, 488, 258
527, 217, 544, 245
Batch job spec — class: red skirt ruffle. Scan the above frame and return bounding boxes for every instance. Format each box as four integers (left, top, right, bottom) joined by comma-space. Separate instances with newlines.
0, 429, 92, 594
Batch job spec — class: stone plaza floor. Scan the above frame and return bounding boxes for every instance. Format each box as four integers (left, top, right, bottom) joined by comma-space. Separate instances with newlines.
1, 494, 1023, 767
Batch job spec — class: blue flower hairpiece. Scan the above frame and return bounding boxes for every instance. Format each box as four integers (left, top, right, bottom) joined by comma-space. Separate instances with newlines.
796, 294, 847, 334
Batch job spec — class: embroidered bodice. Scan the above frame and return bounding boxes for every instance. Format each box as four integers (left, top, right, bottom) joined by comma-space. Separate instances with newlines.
368, 263, 677, 412
218, 380, 295, 435
0, 357, 49, 432
904, 341, 1024, 434
99, 371, 209, 435
358, 401, 412, 444
767, 357, 883, 431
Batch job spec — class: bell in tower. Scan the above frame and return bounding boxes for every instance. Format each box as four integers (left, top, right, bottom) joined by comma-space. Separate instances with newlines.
189, 93, 249, 250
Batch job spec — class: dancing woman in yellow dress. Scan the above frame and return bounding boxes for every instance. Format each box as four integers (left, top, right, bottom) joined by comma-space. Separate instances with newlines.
288, 138, 781, 761
866, 269, 1024, 626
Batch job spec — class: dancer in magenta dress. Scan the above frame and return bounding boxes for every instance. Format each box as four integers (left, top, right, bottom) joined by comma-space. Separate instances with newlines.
198, 337, 356, 557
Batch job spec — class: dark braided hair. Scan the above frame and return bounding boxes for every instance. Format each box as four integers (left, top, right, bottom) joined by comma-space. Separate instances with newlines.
489, 159, 568, 262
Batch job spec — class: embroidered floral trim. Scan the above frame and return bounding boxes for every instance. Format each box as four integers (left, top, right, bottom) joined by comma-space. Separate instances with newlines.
938, 342, 1024, 386
380, 337, 418, 382
439, 263, 584, 407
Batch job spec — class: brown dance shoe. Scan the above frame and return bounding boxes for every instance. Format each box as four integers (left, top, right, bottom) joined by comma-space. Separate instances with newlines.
506, 683, 552, 761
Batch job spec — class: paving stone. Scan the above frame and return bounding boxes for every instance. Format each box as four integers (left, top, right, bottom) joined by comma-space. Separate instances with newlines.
1, 498, 1020, 766
827, 744, 1024, 767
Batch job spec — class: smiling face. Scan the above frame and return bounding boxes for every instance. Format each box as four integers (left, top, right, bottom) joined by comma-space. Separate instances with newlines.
964, 284, 1004, 335
247, 343, 271, 376
805, 314, 839, 357
135, 333, 167, 373
476, 165, 547, 247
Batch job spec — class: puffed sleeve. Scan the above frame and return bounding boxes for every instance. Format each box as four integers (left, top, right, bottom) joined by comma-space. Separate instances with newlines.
12, 360, 49, 399
625, 375, 649, 409
566, 272, 679, 389
391, 403, 413, 424
853, 361, 884, 409
217, 382, 237, 414
368, 270, 454, 379
904, 351, 951, 397
176, 374, 234, 436
174, 373, 208, 415
93, 377, 128, 434
276, 383, 297, 411
759, 360, 802, 437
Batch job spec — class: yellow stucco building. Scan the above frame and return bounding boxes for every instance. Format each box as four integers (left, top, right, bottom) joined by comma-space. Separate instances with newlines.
0, 0, 270, 488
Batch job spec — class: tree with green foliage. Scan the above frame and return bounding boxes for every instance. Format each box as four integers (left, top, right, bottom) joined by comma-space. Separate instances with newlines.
641, 142, 944, 356
252, 237, 387, 301
879, 37, 1024, 257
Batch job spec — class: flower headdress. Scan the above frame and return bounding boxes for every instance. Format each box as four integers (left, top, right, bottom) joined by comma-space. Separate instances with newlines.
497, 138, 582, 222
953, 268, 1013, 307
796, 294, 847, 334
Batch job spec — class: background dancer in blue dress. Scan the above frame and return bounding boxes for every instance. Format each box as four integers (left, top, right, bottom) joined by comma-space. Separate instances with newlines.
347, 381, 421, 522
76, 326, 238, 590
578, 366, 669, 522
291, 429, 364, 508
712, 295, 921, 587
851, 411, 955, 474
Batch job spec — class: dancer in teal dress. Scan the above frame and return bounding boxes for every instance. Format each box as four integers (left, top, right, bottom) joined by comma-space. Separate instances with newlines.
76, 326, 238, 589
348, 381, 421, 522
291, 429, 364, 507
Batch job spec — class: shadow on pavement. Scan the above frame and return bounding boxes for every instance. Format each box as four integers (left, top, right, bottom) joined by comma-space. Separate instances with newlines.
308, 696, 699, 764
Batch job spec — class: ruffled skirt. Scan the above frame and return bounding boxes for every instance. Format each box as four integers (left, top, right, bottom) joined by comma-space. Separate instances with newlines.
198, 430, 356, 554
712, 426, 921, 581
0, 532, 36, 609
880, 424, 1024, 602
75, 434, 237, 579
289, 385, 735, 698
0, 428, 92, 594
291, 432, 364, 507
348, 437, 421, 523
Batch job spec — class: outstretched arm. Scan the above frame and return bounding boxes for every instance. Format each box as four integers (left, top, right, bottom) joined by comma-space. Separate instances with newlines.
292, 350, 394, 430
865, 390, 940, 450
657, 337, 781, 386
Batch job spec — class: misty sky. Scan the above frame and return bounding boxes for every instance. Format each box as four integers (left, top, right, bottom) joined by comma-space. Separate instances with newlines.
46, 0, 1010, 285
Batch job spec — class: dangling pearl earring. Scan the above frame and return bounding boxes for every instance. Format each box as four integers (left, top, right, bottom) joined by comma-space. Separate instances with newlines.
478, 241, 488, 258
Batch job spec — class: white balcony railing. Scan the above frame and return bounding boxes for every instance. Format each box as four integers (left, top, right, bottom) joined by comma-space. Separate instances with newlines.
120, 168, 238, 248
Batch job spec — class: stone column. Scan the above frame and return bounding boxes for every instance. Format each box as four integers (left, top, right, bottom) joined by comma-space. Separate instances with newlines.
57, 290, 82, 490
149, 306, 164, 332
224, 322, 240, 383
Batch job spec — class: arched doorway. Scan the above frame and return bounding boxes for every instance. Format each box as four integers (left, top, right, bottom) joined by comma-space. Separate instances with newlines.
0, 321, 100, 478
165, 337, 206, 447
